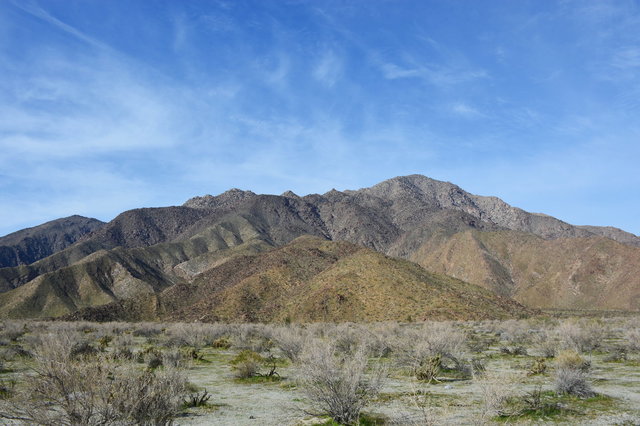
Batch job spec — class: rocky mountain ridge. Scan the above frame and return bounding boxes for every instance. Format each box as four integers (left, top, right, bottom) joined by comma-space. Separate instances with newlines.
0, 174, 638, 318
0, 216, 105, 268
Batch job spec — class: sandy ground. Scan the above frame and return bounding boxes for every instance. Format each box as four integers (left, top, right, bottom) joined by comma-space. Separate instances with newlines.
177, 346, 640, 425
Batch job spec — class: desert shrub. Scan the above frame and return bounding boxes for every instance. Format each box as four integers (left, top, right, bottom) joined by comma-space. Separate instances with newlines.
200, 323, 232, 345
186, 347, 205, 361
332, 323, 363, 355
603, 346, 627, 362
183, 389, 211, 408
97, 335, 113, 349
466, 332, 498, 353
398, 322, 468, 380
555, 350, 590, 371
212, 336, 232, 349
0, 345, 33, 360
477, 372, 516, 419
98, 321, 128, 336
131, 322, 164, 338
554, 367, 594, 398
553, 349, 594, 398
250, 336, 274, 354
70, 341, 99, 359
527, 358, 547, 376
147, 355, 164, 370
414, 355, 442, 383
163, 348, 189, 368
532, 329, 558, 358
112, 333, 135, 349
230, 350, 264, 379
229, 348, 281, 380
306, 322, 330, 339
624, 328, 640, 352
228, 324, 256, 349
164, 323, 211, 348
77, 321, 98, 334
417, 322, 466, 359
499, 345, 528, 356
137, 346, 164, 369
296, 340, 386, 425
0, 321, 27, 342
497, 319, 533, 346
556, 319, 605, 353
228, 324, 273, 352
271, 326, 308, 362
0, 334, 187, 425
359, 327, 394, 358
393, 385, 451, 425
470, 358, 486, 377
0, 378, 15, 399
112, 346, 135, 361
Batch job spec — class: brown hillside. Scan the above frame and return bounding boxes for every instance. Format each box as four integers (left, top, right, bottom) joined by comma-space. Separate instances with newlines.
411, 230, 640, 310
161, 236, 532, 322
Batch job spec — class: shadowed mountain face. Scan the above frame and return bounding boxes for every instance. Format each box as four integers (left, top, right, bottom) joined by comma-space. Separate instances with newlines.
0, 174, 639, 318
0, 216, 105, 268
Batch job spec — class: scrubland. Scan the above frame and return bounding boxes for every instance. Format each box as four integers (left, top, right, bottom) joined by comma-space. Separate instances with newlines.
0, 316, 639, 425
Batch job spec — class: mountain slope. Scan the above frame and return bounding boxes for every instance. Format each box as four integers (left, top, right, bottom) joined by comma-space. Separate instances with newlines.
410, 230, 640, 310
0, 235, 531, 321
0, 216, 105, 268
1, 174, 638, 317
160, 236, 532, 322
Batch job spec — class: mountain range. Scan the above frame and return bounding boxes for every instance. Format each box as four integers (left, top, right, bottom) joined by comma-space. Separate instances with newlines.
0, 174, 638, 320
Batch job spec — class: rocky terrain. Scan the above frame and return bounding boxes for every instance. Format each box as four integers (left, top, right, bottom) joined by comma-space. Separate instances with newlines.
0, 216, 104, 268
0, 174, 638, 319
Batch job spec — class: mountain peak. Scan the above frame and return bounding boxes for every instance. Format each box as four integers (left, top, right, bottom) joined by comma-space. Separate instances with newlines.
281, 190, 299, 198
183, 189, 256, 209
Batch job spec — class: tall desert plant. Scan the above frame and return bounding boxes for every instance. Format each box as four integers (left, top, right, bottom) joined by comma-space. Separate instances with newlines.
296, 340, 386, 425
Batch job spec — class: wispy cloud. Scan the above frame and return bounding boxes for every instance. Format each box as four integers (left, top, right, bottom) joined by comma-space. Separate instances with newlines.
1, 0, 639, 237
611, 47, 640, 70
380, 62, 487, 86
10, 0, 109, 50
450, 102, 486, 118
0, 57, 183, 159
313, 49, 342, 87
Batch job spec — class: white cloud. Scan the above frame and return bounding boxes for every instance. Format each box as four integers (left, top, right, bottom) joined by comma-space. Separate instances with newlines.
0, 58, 182, 159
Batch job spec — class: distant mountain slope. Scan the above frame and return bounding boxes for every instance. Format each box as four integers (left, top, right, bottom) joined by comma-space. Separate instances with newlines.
347, 175, 638, 244
410, 230, 640, 310
0, 223, 277, 319
1, 174, 638, 317
577, 225, 640, 247
0, 206, 226, 291
0, 216, 105, 268
60, 236, 532, 322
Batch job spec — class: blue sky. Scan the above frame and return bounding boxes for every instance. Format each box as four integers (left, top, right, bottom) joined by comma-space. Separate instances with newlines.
1, 0, 639, 237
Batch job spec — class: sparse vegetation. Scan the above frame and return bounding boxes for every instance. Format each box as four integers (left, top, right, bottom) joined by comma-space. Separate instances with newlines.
0, 332, 188, 424
554, 367, 595, 398
0, 316, 638, 424
296, 341, 386, 425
